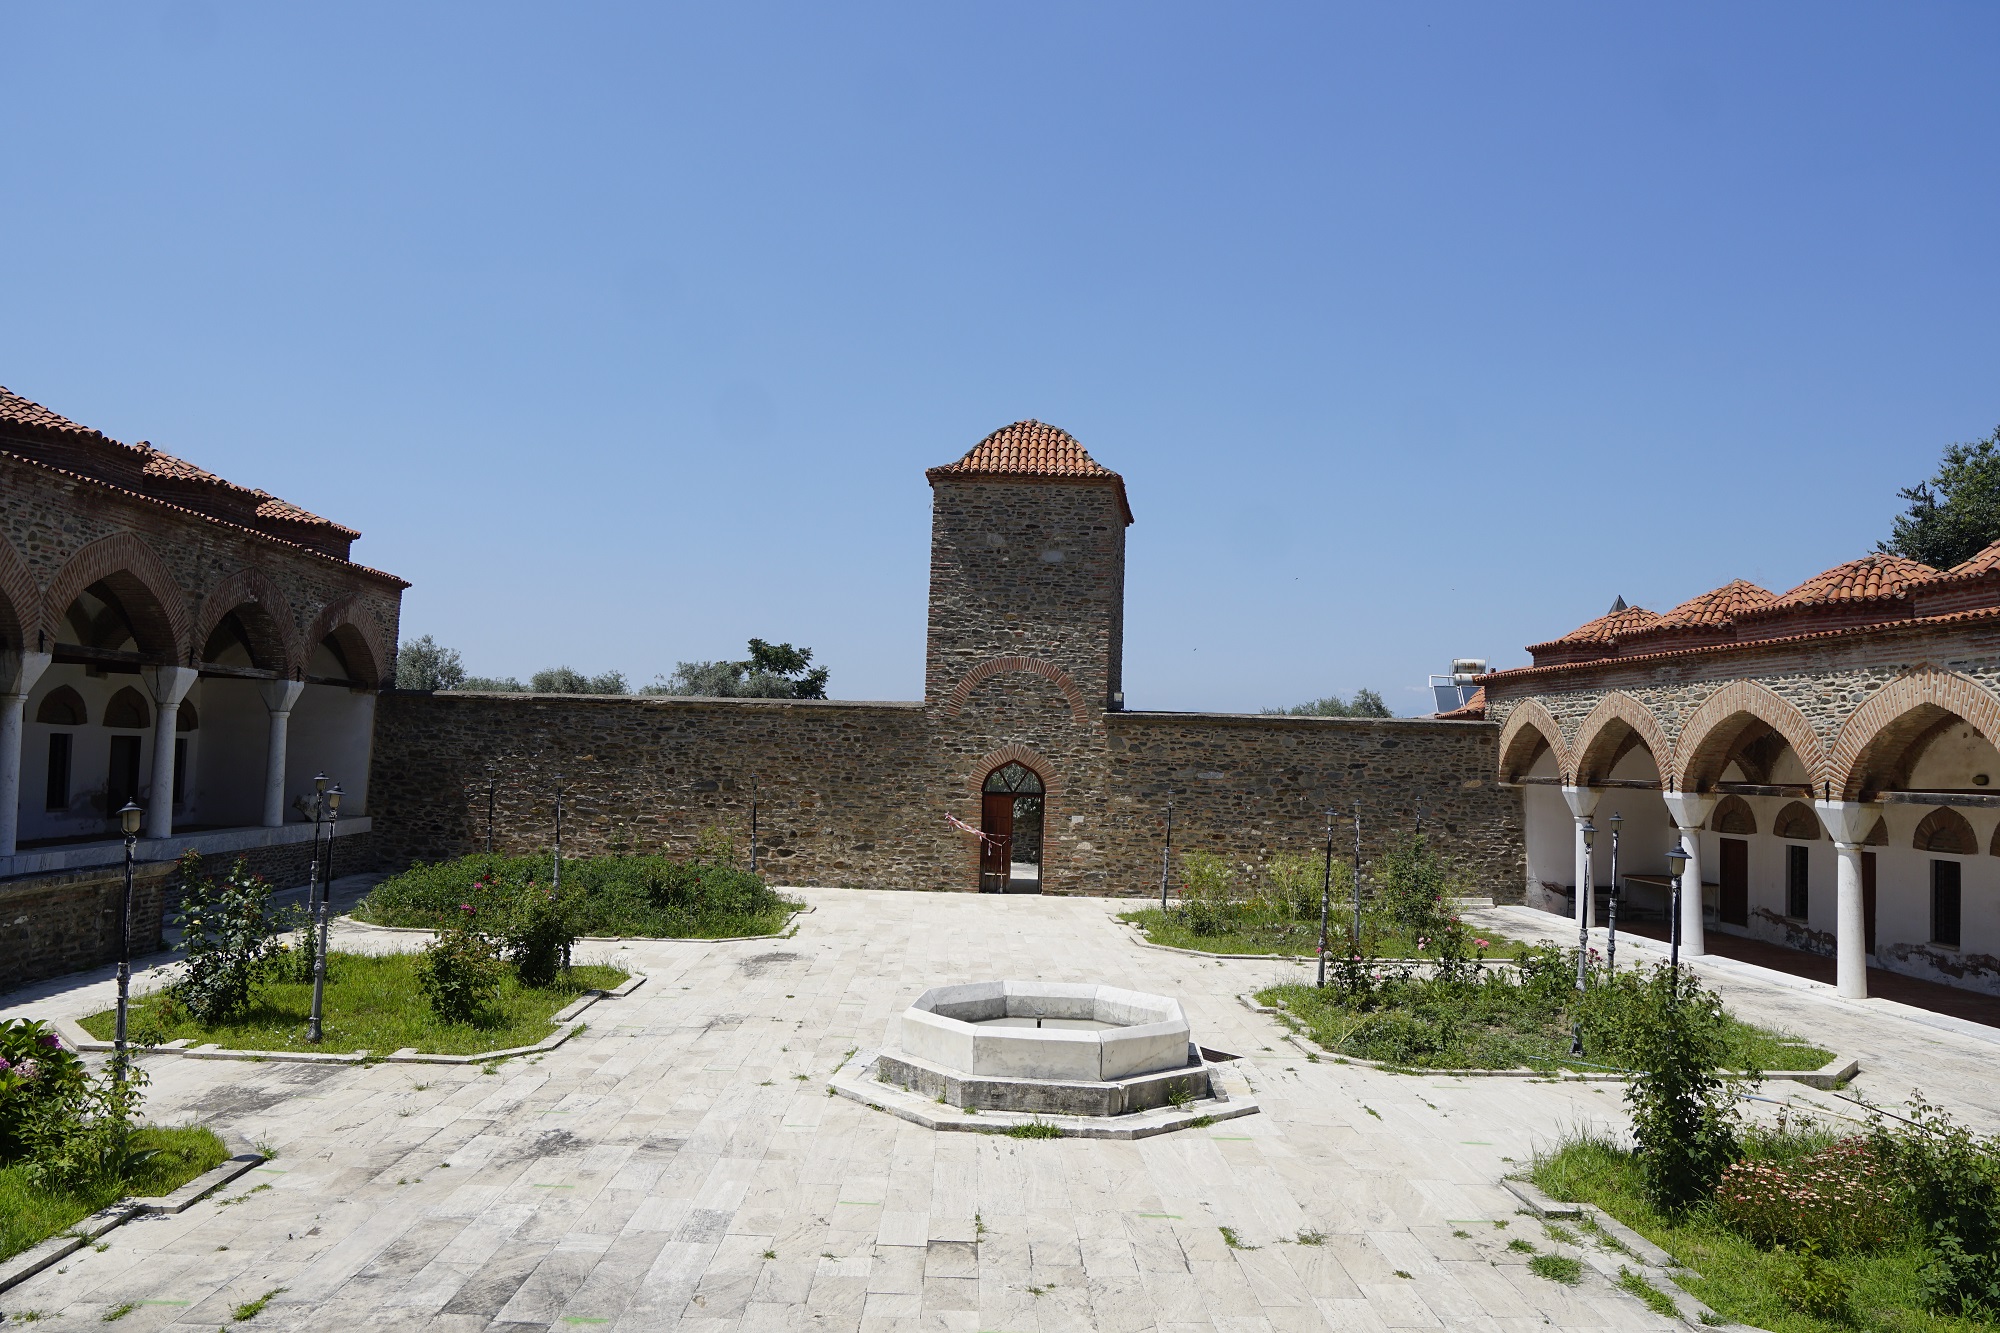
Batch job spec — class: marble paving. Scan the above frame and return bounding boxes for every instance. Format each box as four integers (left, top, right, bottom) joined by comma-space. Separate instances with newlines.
5, 887, 1996, 1330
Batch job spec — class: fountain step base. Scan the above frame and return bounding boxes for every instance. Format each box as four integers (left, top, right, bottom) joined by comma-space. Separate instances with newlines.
830, 1049, 1259, 1140
875, 1044, 1209, 1116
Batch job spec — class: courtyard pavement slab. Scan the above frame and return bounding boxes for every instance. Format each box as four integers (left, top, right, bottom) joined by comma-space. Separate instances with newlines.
4, 888, 1997, 1330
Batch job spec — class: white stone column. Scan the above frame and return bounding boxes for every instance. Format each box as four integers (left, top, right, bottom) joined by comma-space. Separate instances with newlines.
1816, 800, 1882, 1000
0, 650, 53, 857
1561, 785, 1601, 929
140, 666, 199, 840
259, 679, 306, 827
1661, 791, 1717, 958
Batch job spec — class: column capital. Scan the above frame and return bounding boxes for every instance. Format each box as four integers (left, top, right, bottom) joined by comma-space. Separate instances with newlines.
259, 678, 307, 715
142, 664, 200, 707
1815, 799, 1883, 846
1662, 790, 1717, 832
1560, 785, 1601, 818
0, 649, 51, 698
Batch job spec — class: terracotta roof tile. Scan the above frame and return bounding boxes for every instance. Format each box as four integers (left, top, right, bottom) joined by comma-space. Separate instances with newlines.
1941, 538, 2000, 581
1525, 605, 1660, 654
1758, 553, 1937, 611
928, 420, 1133, 523
0, 384, 100, 437
1649, 579, 1777, 629
0, 382, 358, 540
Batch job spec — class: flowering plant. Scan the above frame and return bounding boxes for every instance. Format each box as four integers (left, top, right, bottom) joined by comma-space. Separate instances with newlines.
1717, 1136, 1901, 1253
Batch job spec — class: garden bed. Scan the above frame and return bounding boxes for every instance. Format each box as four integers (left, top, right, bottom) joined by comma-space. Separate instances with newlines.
1531, 1127, 1998, 1332
0, 1125, 228, 1263
81, 953, 628, 1056
1256, 948, 1832, 1074
1120, 906, 1521, 959
356, 851, 802, 939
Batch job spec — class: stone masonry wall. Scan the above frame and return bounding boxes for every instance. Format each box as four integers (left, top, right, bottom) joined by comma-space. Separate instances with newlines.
0, 861, 175, 993
370, 690, 1522, 900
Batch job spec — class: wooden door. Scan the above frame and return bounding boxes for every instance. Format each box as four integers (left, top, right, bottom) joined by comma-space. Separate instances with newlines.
1719, 837, 1749, 926
1862, 851, 1878, 956
979, 792, 1014, 893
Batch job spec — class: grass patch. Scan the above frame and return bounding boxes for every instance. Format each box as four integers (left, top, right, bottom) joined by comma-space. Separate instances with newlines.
232, 1288, 286, 1321
1004, 1119, 1062, 1140
1533, 1132, 1993, 1332
1119, 906, 1518, 958
0, 1126, 227, 1262
356, 851, 800, 939
82, 952, 626, 1056
1528, 1253, 1582, 1284
1256, 949, 1829, 1074
1618, 1267, 1679, 1320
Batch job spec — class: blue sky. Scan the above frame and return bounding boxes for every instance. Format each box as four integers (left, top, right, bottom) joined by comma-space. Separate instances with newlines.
3, 4, 1995, 712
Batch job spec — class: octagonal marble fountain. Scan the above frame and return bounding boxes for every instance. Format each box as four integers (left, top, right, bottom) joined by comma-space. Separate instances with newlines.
830, 980, 1257, 1139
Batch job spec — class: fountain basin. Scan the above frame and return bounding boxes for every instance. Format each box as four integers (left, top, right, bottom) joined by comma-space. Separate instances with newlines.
876, 980, 1211, 1116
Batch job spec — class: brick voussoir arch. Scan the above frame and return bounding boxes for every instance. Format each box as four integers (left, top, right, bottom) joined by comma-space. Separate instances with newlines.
1571, 691, 1675, 786
945, 655, 1090, 725
0, 535, 40, 650
302, 594, 391, 687
193, 567, 299, 672
1674, 679, 1828, 790
1497, 699, 1572, 783
1831, 666, 2000, 800
39, 531, 192, 662
966, 742, 1063, 799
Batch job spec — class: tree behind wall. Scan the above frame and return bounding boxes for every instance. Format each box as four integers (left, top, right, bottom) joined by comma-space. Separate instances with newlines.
647, 639, 829, 699
395, 635, 466, 691
1263, 688, 1392, 718
1880, 426, 2000, 570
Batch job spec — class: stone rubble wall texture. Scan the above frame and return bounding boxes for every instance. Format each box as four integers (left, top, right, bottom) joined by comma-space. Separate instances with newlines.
367, 692, 1521, 898
0, 861, 174, 993
1, 455, 403, 681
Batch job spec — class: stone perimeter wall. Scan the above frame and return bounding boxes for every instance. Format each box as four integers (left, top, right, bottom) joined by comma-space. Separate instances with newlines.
367, 691, 1522, 898
0, 861, 175, 993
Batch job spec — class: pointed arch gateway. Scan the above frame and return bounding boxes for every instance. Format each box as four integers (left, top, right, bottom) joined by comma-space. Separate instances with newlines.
1498, 700, 1571, 783
1830, 667, 2000, 800
970, 744, 1056, 894
1571, 692, 1673, 787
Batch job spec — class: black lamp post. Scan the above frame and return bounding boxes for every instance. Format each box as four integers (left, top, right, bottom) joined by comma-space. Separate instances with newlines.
113, 799, 143, 1082
307, 782, 342, 1043
1315, 809, 1334, 987
1572, 818, 1596, 1057
1159, 798, 1174, 910
1665, 837, 1690, 985
1605, 812, 1622, 976
1350, 807, 1364, 948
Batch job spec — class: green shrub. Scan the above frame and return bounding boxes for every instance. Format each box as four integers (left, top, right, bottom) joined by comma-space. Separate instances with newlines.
1623, 965, 1739, 1218
171, 853, 279, 1026
1371, 832, 1456, 937
358, 850, 797, 940
0, 1020, 88, 1163
1870, 1095, 2000, 1316
415, 913, 508, 1024
1716, 1135, 1902, 1254
501, 877, 580, 987
1772, 1244, 1855, 1321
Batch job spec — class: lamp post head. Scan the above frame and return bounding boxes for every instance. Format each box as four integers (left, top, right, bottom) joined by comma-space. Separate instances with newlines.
325, 784, 343, 814
1609, 812, 1622, 828
1665, 842, 1689, 879
118, 801, 143, 837
1580, 819, 1596, 850
314, 772, 329, 796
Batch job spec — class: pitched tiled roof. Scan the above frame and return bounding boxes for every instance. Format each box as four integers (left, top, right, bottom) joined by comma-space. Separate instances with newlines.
0, 382, 359, 542
1526, 604, 1660, 654
0, 385, 98, 437
1940, 538, 2000, 582
1435, 686, 1486, 720
1649, 579, 1777, 629
1758, 553, 1937, 610
928, 420, 1133, 523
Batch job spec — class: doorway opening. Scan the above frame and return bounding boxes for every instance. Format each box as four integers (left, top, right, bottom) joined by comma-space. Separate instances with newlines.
980, 762, 1045, 894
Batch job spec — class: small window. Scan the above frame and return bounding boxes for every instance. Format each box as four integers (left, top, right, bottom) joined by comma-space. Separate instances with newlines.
45, 733, 72, 810
982, 762, 1044, 795
1786, 845, 1810, 920
1932, 860, 1962, 948
104, 687, 151, 730
36, 685, 87, 726
107, 734, 143, 812
172, 737, 189, 806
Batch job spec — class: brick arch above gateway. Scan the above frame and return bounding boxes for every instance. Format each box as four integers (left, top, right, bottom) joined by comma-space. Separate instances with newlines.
943, 656, 1090, 725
